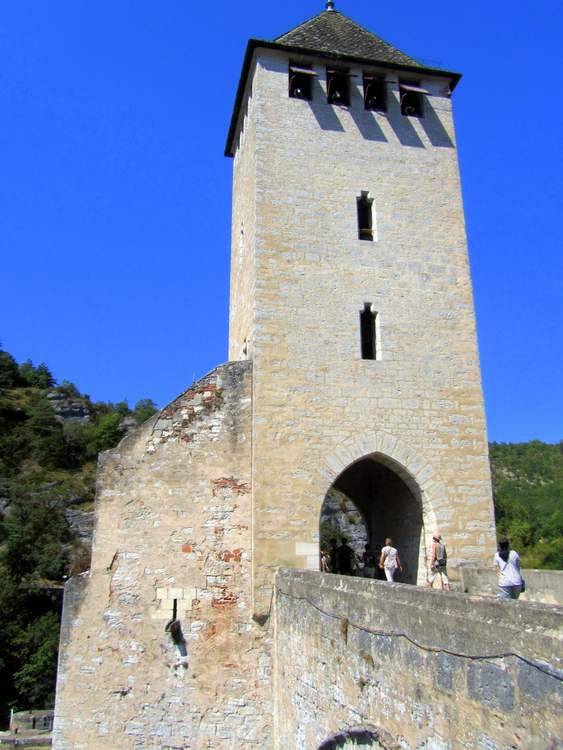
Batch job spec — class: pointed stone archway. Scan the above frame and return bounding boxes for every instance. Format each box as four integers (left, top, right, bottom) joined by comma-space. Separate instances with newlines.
317, 432, 440, 585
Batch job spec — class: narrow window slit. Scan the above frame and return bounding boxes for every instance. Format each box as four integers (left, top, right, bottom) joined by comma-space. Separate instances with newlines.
357, 191, 374, 241
360, 304, 378, 360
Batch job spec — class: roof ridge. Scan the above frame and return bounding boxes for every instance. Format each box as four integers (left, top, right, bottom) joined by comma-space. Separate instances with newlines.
325, 12, 422, 65
273, 9, 333, 43
273, 9, 423, 69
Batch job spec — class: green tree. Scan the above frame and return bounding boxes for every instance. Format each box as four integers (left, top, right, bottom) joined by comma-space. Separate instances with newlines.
19, 360, 55, 389
62, 420, 95, 466
13, 611, 60, 708
56, 380, 81, 398
0, 349, 20, 389
2, 493, 71, 581
132, 398, 158, 424
86, 412, 125, 457
0, 421, 30, 475
0, 569, 24, 720
25, 400, 67, 468
490, 440, 563, 569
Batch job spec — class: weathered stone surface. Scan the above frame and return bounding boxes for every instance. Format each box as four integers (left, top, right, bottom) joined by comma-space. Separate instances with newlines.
467, 662, 515, 712
53, 362, 272, 749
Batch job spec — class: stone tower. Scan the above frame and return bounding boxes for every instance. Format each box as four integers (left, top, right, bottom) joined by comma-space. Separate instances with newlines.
226, 7, 496, 615
53, 7, 497, 748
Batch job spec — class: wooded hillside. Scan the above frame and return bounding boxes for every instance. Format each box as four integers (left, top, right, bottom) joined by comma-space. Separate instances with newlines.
490, 440, 563, 569
0, 346, 156, 726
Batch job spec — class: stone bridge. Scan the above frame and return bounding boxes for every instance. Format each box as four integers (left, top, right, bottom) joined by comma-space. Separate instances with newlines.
274, 569, 563, 750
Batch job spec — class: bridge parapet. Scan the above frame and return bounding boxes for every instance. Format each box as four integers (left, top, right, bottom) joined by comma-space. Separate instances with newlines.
459, 565, 563, 606
274, 569, 563, 750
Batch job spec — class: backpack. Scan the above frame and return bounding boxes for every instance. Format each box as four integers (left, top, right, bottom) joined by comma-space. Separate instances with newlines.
435, 542, 447, 568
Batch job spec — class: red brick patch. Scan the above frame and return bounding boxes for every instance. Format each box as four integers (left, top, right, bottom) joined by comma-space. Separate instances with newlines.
212, 591, 238, 609
160, 380, 218, 419
212, 476, 251, 496
218, 548, 242, 563
182, 543, 193, 553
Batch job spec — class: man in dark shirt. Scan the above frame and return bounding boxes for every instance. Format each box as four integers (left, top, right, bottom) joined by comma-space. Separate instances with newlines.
336, 537, 356, 576
329, 538, 339, 574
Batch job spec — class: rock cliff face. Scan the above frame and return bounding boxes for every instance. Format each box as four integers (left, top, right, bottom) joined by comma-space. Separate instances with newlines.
320, 487, 368, 558
46, 392, 91, 422
64, 507, 95, 546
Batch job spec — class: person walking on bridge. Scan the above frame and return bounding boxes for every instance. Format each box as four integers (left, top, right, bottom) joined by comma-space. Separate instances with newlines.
379, 538, 402, 582
427, 532, 450, 591
336, 537, 357, 576
494, 537, 523, 600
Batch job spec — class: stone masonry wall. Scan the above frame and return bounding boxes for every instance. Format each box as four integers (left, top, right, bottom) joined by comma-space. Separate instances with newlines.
229, 66, 257, 363
274, 569, 563, 750
229, 49, 497, 615
53, 362, 273, 750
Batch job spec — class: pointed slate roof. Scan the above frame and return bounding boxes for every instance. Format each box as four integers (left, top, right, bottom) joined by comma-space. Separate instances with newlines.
274, 10, 423, 69
225, 9, 461, 156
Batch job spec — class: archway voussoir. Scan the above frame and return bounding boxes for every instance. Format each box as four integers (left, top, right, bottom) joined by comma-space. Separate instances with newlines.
333, 450, 355, 473
362, 431, 379, 452
380, 434, 398, 455
392, 443, 414, 466
415, 464, 434, 484
353, 435, 375, 458
318, 464, 338, 484
407, 456, 425, 476
370, 431, 385, 452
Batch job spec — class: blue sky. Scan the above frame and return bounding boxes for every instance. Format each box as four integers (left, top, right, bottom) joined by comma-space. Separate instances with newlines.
1, 0, 561, 443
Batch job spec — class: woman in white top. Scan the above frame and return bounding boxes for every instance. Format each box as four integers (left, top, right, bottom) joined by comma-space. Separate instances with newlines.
494, 537, 523, 600
379, 537, 402, 582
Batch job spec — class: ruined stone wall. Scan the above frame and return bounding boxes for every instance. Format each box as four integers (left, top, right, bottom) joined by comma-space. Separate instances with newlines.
230, 51, 496, 614
53, 362, 273, 750
274, 569, 563, 750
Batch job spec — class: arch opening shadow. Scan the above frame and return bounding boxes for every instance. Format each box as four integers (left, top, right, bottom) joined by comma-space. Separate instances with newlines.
319, 455, 423, 584
318, 726, 397, 749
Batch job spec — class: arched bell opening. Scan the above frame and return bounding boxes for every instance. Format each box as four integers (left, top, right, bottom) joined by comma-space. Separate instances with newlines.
319, 453, 424, 584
